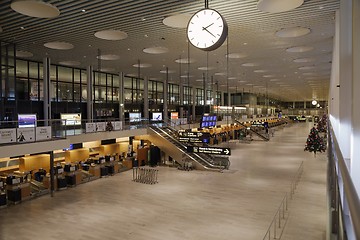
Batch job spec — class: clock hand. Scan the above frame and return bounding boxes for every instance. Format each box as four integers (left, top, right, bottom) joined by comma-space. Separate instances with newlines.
203, 23, 214, 30
202, 27, 216, 38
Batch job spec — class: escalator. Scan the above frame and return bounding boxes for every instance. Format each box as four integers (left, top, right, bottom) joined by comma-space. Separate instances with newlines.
234, 119, 270, 141
148, 126, 226, 171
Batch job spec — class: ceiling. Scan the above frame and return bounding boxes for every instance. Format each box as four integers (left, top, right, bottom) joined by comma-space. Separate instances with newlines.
0, 0, 339, 102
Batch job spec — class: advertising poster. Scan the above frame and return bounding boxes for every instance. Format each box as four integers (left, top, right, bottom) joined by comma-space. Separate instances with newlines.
86, 123, 96, 133
61, 113, 82, 126
113, 121, 122, 131
18, 114, 37, 128
17, 128, 35, 143
152, 112, 163, 121
170, 112, 178, 119
0, 128, 16, 144
96, 122, 106, 132
36, 126, 52, 141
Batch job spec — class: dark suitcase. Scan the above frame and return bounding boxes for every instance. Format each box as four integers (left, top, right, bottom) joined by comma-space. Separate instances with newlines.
100, 167, 108, 177
65, 175, 76, 186
7, 188, 21, 202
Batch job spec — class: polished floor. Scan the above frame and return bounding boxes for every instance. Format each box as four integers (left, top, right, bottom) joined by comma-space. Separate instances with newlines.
0, 122, 327, 240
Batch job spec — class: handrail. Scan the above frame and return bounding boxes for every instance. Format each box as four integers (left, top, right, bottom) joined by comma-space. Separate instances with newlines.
149, 126, 224, 171
329, 121, 360, 239
263, 161, 304, 240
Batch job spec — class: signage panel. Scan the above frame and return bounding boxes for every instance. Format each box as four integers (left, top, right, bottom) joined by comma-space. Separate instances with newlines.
187, 146, 231, 155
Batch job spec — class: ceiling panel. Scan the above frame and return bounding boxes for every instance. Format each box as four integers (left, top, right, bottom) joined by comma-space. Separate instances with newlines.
0, 0, 339, 101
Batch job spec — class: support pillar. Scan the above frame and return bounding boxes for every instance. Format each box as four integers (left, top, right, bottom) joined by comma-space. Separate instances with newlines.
163, 68, 169, 123
144, 76, 149, 120
119, 72, 124, 122
87, 66, 94, 122
43, 57, 51, 126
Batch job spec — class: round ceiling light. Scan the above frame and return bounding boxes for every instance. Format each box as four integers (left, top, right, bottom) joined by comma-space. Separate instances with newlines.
16, 50, 33, 58
143, 47, 169, 54
198, 67, 214, 70
299, 66, 316, 70
100, 67, 115, 72
160, 70, 175, 74
163, 13, 192, 28
293, 58, 315, 63
175, 58, 195, 64
254, 69, 268, 73
181, 75, 193, 78
132, 63, 152, 68
263, 75, 276, 78
242, 63, 260, 67
226, 53, 247, 59
286, 46, 314, 53
97, 54, 120, 60
94, 30, 128, 40
276, 27, 310, 38
215, 72, 226, 76
44, 41, 74, 50
59, 61, 81, 66
11, 0, 60, 18
312, 100, 317, 105
257, 0, 304, 13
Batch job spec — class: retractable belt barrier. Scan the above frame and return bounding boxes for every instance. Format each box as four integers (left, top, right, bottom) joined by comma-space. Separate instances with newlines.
132, 167, 158, 184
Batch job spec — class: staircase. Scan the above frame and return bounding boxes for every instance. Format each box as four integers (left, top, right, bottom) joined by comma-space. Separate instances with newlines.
148, 126, 228, 171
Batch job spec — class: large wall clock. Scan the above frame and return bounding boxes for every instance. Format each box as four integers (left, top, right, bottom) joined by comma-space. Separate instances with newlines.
187, 8, 228, 51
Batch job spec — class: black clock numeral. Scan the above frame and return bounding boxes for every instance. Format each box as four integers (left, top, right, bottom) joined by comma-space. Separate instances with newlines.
212, 40, 215, 43
217, 34, 220, 36
191, 38, 194, 40
197, 42, 199, 46
217, 17, 220, 20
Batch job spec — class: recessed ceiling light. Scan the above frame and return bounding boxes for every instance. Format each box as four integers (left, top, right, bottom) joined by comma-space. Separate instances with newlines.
143, 47, 169, 54
162, 13, 192, 28
181, 75, 193, 78
276, 27, 311, 38
243, 42, 248, 45
127, 48, 131, 51
144, 34, 149, 37
94, 30, 128, 40
263, 75, 275, 78
81, 9, 86, 12
257, 0, 304, 13
20, 26, 25, 30
299, 66, 316, 70
11, 0, 60, 18
44, 41, 74, 50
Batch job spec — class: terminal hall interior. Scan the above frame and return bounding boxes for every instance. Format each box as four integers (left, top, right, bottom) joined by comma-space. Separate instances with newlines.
1, 0, 360, 240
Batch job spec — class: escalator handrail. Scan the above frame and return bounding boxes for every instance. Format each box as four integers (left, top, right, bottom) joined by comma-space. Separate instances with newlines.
149, 126, 224, 170
234, 119, 269, 141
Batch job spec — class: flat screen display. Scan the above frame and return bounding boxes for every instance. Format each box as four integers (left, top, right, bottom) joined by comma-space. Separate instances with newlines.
129, 112, 141, 122
61, 113, 82, 126
200, 114, 217, 128
18, 114, 37, 128
152, 112, 163, 121
171, 112, 178, 119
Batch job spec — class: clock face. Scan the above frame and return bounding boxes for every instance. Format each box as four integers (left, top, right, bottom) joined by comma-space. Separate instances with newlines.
187, 8, 228, 51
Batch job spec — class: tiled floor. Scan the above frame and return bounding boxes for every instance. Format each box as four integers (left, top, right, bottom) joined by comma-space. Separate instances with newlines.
0, 122, 327, 240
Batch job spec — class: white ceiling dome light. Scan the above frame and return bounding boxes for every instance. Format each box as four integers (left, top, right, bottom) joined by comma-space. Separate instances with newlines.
226, 53, 247, 59
59, 61, 81, 66
44, 41, 74, 50
11, 0, 60, 18
175, 58, 195, 64
143, 47, 169, 54
257, 0, 304, 13
162, 13, 192, 28
286, 46, 314, 53
276, 27, 311, 38
132, 63, 152, 68
312, 100, 317, 105
94, 30, 128, 40
97, 54, 120, 60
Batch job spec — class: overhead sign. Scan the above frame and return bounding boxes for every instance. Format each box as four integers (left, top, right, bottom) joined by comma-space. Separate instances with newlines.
187, 146, 231, 156
178, 132, 210, 143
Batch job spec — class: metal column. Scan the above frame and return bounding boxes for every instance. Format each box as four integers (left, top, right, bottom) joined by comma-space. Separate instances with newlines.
144, 76, 149, 120
87, 66, 93, 122
43, 57, 51, 126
